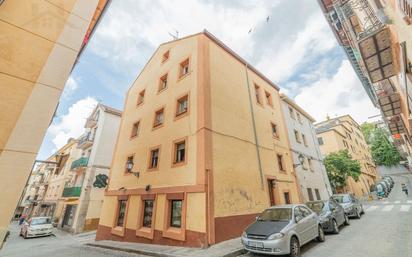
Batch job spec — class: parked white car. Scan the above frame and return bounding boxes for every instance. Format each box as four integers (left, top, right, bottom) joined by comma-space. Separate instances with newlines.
241, 204, 325, 257
20, 217, 53, 239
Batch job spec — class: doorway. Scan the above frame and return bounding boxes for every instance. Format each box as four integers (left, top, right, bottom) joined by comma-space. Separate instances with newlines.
267, 179, 276, 206
62, 205, 77, 227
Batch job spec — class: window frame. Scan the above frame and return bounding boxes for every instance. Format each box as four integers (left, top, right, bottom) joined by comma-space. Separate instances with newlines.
136, 194, 156, 239
289, 107, 295, 119
137, 89, 145, 106
283, 191, 291, 204
175, 93, 189, 119
172, 138, 187, 167
265, 90, 273, 107
130, 120, 140, 139
270, 122, 279, 139
162, 50, 170, 63
111, 196, 129, 237
307, 188, 314, 201
254, 84, 263, 105
277, 154, 286, 172
178, 57, 190, 79
162, 193, 186, 241
294, 130, 301, 143
152, 107, 165, 129
302, 133, 308, 146
158, 73, 168, 93
147, 146, 161, 171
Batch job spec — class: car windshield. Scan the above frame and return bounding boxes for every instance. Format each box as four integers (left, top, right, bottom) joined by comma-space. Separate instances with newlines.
31, 218, 51, 225
306, 202, 327, 214
257, 208, 292, 221
332, 195, 351, 203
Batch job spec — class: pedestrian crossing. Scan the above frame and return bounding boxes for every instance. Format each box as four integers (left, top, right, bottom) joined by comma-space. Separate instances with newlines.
365, 200, 412, 213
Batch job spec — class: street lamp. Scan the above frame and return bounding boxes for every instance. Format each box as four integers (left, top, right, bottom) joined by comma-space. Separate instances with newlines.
126, 159, 139, 177
293, 154, 305, 168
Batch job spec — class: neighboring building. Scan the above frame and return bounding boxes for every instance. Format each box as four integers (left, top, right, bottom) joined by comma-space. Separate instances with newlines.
43, 139, 83, 225
59, 104, 121, 233
315, 115, 378, 197
96, 31, 301, 247
280, 94, 333, 202
318, 0, 412, 167
0, 0, 110, 247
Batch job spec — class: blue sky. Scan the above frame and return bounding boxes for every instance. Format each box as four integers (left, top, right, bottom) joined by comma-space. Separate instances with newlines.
37, 0, 379, 160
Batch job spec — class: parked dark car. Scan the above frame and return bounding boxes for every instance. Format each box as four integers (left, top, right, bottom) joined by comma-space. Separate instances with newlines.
241, 204, 325, 257
332, 194, 364, 219
306, 199, 349, 234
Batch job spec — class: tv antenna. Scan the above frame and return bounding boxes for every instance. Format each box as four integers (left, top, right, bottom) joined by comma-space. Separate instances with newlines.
168, 29, 179, 40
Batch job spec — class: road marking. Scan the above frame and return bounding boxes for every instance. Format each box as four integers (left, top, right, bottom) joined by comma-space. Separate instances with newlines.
382, 201, 390, 204
382, 205, 394, 211
394, 200, 401, 204
366, 206, 378, 211
407, 200, 412, 204
400, 205, 410, 212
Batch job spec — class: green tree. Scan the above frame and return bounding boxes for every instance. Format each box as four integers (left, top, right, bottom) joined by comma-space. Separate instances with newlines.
370, 128, 401, 166
323, 150, 361, 192
360, 122, 375, 144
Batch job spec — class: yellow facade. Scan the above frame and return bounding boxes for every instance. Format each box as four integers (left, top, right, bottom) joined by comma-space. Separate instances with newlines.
316, 115, 378, 197
0, 0, 107, 247
97, 31, 300, 247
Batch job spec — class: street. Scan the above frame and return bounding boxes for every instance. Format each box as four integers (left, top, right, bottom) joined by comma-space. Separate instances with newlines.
2, 171, 411, 257
241, 171, 412, 257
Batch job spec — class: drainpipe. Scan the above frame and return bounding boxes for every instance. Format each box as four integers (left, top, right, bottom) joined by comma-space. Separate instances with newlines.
244, 63, 264, 190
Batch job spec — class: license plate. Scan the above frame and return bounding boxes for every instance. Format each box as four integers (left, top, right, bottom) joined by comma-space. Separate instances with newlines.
248, 241, 264, 248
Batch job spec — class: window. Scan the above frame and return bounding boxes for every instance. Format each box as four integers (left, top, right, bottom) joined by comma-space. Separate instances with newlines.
315, 189, 321, 200
254, 84, 262, 104
271, 123, 278, 138
318, 137, 324, 145
294, 130, 301, 143
149, 148, 160, 169
116, 200, 127, 227
284, 192, 291, 204
125, 156, 134, 173
158, 74, 168, 92
302, 134, 307, 146
142, 200, 154, 228
131, 121, 140, 138
170, 200, 182, 228
162, 50, 170, 63
265, 91, 273, 107
174, 140, 186, 164
137, 90, 145, 105
297, 113, 302, 123
277, 154, 285, 172
307, 188, 314, 201
176, 95, 188, 117
302, 157, 308, 170
179, 58, 190, 77
289, 107, 295, 119
153, 108, 164, 128
308, 158, 314, 171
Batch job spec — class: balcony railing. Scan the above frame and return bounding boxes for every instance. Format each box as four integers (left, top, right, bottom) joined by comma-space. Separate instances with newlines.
77, 132, 94, 149
70, 157, 89, 170
62, 187, 82, 197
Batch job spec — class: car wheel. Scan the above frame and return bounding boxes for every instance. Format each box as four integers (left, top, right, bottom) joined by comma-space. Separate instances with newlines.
289, 237, 300, 257
317, 225, 325, 242
23, 231, 28, 239
360, 206, 365, 215
332, 220, 339, 234
344, 215, 350, 226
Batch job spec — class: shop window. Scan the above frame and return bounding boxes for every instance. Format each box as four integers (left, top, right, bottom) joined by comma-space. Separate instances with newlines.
116, 200, 127, 227
170, 200, 182, 228
142, 200, 154, 228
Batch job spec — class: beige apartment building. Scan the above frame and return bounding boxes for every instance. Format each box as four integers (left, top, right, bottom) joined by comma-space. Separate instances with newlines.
96, 31, 301, 247
318, 0, 412, 166
316, 115, 378, 197
0, 0, 109, 247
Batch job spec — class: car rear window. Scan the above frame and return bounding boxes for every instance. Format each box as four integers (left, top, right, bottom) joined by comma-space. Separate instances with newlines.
332, 195, 351, 203
306, 202, 327, 214
258, 208, 292, 221
31, 218, 51, 225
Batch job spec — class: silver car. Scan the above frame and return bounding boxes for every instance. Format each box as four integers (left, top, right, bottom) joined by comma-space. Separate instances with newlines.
20, 217, 54, 238
332, 194, 364, 218
241, 204, 325, 257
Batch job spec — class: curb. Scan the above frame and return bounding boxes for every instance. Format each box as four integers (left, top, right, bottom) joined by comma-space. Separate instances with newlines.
85, 243, 247, 257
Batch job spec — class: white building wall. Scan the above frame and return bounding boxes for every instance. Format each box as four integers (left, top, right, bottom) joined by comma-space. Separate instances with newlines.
281, 100, 332, 202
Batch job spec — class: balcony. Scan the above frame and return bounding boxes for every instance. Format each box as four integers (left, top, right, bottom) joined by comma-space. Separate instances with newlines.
77, 132, 94, 149
358, 26, 399, 83
85, 117, 97, 128
70, 157, 89, 170
62, 187, 82, 198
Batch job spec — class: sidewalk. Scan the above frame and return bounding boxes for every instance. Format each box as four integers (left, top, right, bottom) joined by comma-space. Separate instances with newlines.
86, 237, 246, 257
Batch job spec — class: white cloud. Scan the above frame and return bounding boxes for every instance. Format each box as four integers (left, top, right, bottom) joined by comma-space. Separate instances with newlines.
62, 76, 79, 98
294, 60, 379, 123
48, 97, 97, 149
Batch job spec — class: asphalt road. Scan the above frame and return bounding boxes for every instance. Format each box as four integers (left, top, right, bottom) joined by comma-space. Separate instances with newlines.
241, 171, 412, 257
